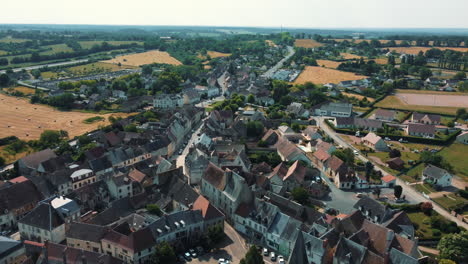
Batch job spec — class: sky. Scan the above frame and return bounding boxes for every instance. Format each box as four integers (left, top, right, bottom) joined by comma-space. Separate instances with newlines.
2, 0, 468, 28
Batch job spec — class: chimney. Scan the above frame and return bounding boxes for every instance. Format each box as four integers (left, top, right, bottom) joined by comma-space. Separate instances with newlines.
62, 247, 68, 264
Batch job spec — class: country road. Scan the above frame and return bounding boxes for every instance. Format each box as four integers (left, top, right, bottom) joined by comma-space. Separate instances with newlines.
261, 46, 295, 78
0, 59, 89, 74
315, 116, 468, 230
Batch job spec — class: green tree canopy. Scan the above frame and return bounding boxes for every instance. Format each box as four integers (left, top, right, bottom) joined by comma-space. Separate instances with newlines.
150, 242, 177, 264
240, 245, 264, 264
437, 231, 468, 263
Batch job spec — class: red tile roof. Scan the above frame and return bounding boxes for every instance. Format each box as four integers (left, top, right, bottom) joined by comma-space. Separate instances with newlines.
313, 149, 331, 162
128, 169, 146, 183
381, 175, 396, 183
9, 176, 29, 183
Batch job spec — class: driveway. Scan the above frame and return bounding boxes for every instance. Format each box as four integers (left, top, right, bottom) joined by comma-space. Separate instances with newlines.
315, 116, 468, 230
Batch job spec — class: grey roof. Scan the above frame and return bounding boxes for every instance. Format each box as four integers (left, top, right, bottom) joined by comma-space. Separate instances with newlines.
148, 210, 204, 239
407, 124, 435, 134
353, 196, 395, 223
66, 222, 107, 243
0, 180, 43, 213
423, 164, 450, 180
0, 236, 23, 259
354, 118, 383, 129
19, 203, 64, 231
288, 231, 309, 264
389, 247, 419, 264
413, 112, 441, 123
319, 102, 353, 113
334, 237, 367, 264
19, 149, 57, 169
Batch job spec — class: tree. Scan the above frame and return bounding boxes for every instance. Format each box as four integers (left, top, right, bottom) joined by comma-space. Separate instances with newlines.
389, 149, 401, 158
124, 124, 138, 132
419, 67, 433, 80
246, 121, 264, 138
146, 204, 162, 216
438, 260, 456, 264
394, 185, 403, 199
240, 245, 264, 264
150, 242, 177, 264
365, 161, 374, 182
31, 69, 41, 79
0, 73, 10, 87
437, 231, 468, 263
332, 148, 354, 165
39, 130, 66, 148
207, 224, 225, 246
373, 187, 381, 199
452, 71, 467, 80
247, 94, 255, 104
0, 156, 5, 167
291, 187, 309, 204
421, 202, 433, 215
456, 108, 467, 118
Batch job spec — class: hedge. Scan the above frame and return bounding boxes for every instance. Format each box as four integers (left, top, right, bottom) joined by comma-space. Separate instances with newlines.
0, 136, 19, 146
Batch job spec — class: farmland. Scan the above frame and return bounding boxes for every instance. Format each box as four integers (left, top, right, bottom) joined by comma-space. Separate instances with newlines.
294, 66, 367, 85
294, 39, 324, 48
342, 92, 375, 102
395, 92, 468, 108
375, 95, 467, 115
3, 86, 36, 95
0, 37, 29, 43
341, 53, 362, 60
265, 40, 277, 47
0, 93, 131, 140
317, 59, 341, 69
199, 51, 231, 59
78, 41, 144, 49
0, 50, 7, 56
439, 143, 468, 181
102, 50, 182, 66
332, 39, 405, 45
40, 44, 74, 55
389, 46, 468, 55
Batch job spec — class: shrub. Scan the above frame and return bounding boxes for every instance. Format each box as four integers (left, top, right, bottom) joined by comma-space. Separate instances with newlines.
421, 202, 433, 215
432, 229, 441, 237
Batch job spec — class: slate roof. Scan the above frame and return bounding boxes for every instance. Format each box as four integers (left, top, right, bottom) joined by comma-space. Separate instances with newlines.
148, 210, 204, 240
66, 222, 107, 243
353, 196, 395, 223
423, 164, 450, 180
0, 236, 23, 260
0, 180, 43, 213
407, 124, 435, 134
42, 241, 124, 264
20, 149, 57, 169
413, 112, 441, 123
334, 237, 367, 264
19, 203, 64, 231
202, 162, 226, 190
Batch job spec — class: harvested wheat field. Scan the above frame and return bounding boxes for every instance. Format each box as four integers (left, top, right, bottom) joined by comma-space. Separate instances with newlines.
396, 92, 468, 108
294, 66, 367, 85
207, 51, 231, 58
102, 50, 182, 66
294, 39, 324, 48
4, 86, 36, 95
342, 92, 375, 102
390, 46, 468, 55
341, 53, 363, 60
0, 94, 132, 140
317, 60, 341, 69
375, 95, 467, 115
265, 40, 277, 47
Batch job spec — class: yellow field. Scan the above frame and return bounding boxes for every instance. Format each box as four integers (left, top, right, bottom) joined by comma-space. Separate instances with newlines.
0, 93, 132, 140
341, 53, 362, 60
390, 46, 468, 54
0, 50, 7, 56
102, 50, 182, 66
375, 95, 467, 115
266, 40, 277, 47
4, 86, 36, 95
294, 39, 324, 48
317, 60, 341, 69
294, 66, 367, 85
342, 92, 375, 102
78, 41, 144, 49
207, 51, 231, 58
40, 72, 59, 79
368, 58, 388, 65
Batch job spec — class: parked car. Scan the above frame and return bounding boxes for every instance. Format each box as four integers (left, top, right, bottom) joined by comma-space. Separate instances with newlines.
278, 255, 285, 264
353, 150, 359, 156
196, 246, 204, 255
189, 249, 197, 258
178, 255, 186, 263
184, 252, 192, 261
218, 258, 230, 264
270, 252, 277, 261
263, 248, 269, 256
355, 192, 364, 198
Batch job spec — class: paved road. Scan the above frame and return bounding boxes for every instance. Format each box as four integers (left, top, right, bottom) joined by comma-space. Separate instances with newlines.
261, 46, 295, 79
0, 59, 89, 74
315, 116, 468, 229
176, 116, 208, 177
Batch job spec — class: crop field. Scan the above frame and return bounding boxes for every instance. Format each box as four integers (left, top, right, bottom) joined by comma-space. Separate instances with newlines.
375, 95, 467, 115
317, 60, 341, 69
0, 93, 131, 140
342, 92, 375, 102
390, 46, 468, 54
341, 53, 362, 60
78, 41, 144, 49
0, 37, 29, 43
0, 50, 7, 56
294, 66, 367, 85
66, 62, 137, 74
368, 57, 388, 65
40, 44, 74, 55
4, 86, 36, 95
294, 39, 324, 48
395, 92, 468, 108
265, 40, 277, 47
396, 89, 468, 96
102, 50, 182, 66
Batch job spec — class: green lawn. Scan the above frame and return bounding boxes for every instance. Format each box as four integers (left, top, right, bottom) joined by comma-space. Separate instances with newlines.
39, 44, 74, 55
413, 183, 436, 194
433, 194, 468, 212
408, 212, 436, 239
438, 143, 468, 181
78, 41, 143, 49
400, 174, 419, 183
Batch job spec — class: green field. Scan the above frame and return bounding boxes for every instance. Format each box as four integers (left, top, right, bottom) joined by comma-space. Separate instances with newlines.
375, 95, 463, 116
40, 44, 74, 55
0, 37, 29, 43
413, 183, 436, 194
408, 212, 437, 239
0, 50, 7, 56
433, 194, 468, 212
78, 41, 143, 49
404, 163, 425, 181
438, 142, 468, 181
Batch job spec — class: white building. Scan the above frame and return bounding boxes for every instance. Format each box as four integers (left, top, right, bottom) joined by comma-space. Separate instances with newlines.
456, 131, 468, 144
153, 94, 184, 109
422, 165, 453, 188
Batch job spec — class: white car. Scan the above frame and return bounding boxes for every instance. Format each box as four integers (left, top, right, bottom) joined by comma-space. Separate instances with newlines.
263, 248, 269, 256
353, 150, 359, 155
270, 252, 276, 261
278, 255, 285, 264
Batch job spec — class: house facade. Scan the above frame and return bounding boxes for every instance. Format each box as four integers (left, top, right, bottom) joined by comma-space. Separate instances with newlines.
422, 165, 452, 187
